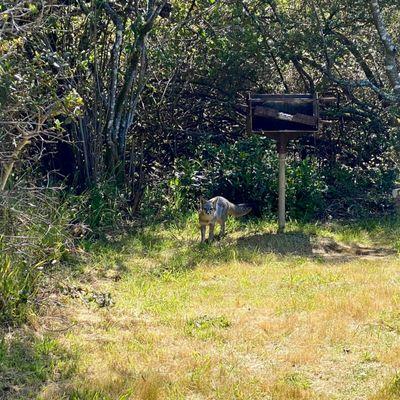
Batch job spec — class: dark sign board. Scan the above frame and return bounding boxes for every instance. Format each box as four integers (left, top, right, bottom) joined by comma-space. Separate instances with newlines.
245, 93, 333, 233
247, 93, 320, 137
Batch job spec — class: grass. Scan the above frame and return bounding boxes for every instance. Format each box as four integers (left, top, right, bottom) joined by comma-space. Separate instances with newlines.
0, 255, 48, 325
1, 214, 400, 399
0, 330, 75, 398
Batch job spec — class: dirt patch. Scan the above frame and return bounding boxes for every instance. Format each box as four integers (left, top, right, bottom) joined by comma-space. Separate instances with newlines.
236, 232, 398, 261
312, 237, 398, 261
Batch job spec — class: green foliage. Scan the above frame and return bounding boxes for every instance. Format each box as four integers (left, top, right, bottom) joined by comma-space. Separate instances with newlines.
325, 163, 396, 218
286, 158, 327, 220
0, 254, 42, 325
142, 126, 397, 221
69, 183, 127, 233
145, 136, 329, 220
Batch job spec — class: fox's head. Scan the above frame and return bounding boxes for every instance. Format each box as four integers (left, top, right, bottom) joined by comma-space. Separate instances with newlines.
199, 197, 214, 215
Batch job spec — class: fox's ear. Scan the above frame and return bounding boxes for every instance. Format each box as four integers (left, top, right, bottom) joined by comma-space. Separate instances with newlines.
199, 196, 205, 208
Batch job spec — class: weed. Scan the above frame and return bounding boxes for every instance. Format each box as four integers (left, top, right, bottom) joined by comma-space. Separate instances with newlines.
185, 315, 231, 339
283, 372, 312, 389
369, 373, 400, 399
0, 255, 43, 325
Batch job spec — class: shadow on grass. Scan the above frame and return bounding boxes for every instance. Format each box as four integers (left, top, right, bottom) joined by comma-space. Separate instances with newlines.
142, 231, 316, 277
236, 231, 313, 256
87, 216, 400, 278
143, 228, 399, 276
0, 330, 75, 400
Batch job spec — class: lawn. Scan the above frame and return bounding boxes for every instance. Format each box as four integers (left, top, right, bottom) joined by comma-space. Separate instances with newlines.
2, 216, 400, 400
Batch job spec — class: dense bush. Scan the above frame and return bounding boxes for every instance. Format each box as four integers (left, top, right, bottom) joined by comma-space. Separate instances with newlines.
142, 134, 396, 221
323, 164, 396, 218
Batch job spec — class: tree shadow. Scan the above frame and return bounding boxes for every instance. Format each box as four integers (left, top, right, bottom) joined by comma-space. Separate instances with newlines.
312, 236, 398, 262
146, 231, 316, 276
235, 231, 398, 262
0, 330, 75, 400
84, 225, 398, 279
235, 231, 313, 256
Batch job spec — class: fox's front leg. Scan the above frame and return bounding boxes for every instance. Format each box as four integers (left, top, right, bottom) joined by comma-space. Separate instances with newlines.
200, 225, 206, 243
208, 223, 215, 242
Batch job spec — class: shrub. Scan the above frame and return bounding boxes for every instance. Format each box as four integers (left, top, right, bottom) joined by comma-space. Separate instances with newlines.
143, 136, 328, 220
142, 134, 396, 221
0, 189, 74, 325
67, 182, 127, 234
0, 254, 43, 325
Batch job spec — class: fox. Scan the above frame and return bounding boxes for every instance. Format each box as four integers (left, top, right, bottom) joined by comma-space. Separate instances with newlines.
198, 196, 252, 243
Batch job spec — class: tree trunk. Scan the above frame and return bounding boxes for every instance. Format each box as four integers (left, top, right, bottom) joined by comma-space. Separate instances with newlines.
370, 0, 400, 96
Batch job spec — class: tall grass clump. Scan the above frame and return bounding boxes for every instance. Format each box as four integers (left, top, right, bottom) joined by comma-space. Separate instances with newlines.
0, 189, 74, 325
67, 182, 129, 236
0, 182, 138, 325
0, 252, 43, 325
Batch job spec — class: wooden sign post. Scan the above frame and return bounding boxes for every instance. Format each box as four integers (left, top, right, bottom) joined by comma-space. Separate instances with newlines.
247, 93, 324, 233
277, 134, 288, 233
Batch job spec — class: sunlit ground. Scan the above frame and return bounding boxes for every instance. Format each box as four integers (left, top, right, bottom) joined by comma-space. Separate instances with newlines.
2, 216, 400, 400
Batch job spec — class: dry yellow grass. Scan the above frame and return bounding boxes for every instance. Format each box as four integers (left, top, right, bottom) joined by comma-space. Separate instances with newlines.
8, 218, 400, 400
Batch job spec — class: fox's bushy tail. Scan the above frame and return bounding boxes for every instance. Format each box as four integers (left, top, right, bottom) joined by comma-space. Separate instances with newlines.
230, 203, 252, 218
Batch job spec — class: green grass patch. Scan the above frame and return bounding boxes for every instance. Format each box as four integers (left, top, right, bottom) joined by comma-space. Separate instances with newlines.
0, 256, 43, 325
369, 373, 400, 399
0, 332, 75, 399
185, 315, 231, 340
2, 215, 399, 399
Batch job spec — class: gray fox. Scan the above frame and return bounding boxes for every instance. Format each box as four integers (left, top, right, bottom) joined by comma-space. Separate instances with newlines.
198, 196, 252, 242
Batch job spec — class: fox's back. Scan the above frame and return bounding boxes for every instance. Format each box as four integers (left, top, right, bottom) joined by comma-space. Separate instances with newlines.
209, 196, 232, 210
209, 196, 251, 218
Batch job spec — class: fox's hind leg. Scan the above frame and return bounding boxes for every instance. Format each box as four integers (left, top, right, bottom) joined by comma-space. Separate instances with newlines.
208, 223, 215, 242
220, 220, 226, 237
215, 205, 227, 239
